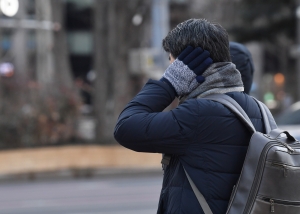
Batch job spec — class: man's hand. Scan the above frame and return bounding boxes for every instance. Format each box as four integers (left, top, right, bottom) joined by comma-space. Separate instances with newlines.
161, 46, 213, 97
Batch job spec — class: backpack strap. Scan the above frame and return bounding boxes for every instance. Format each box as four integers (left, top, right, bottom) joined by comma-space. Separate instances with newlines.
252, 97, 278, 133
184, 94, 277, 213
203, 94, 256, 133
183, 166, 213, 214
204, 94, 278, 134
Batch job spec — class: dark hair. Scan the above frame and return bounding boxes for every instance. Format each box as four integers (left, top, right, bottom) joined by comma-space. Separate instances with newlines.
162, 19, 231, 62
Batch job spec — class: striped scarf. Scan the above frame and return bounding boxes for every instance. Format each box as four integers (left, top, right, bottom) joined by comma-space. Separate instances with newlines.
179, 62, 244, 103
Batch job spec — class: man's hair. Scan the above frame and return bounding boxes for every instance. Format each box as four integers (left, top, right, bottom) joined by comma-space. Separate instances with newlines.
162, 19, 231, 62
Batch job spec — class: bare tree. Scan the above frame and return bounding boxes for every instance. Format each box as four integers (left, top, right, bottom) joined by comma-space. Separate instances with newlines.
12, 0, 28, 81
35, 0, 55, 94
93, 0, 152, 143
51, 0, 75, 90
93, 0, 109, 142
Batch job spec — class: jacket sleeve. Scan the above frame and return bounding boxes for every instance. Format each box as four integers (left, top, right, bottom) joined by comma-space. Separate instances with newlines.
114, 79, 198, 155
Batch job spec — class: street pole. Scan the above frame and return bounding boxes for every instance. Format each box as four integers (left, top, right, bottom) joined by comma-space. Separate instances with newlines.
11, 0, 27, 82
151, 0, 169, 49
296, 1, 300, 100
93, 0, 109, 141
35, 0, 55, 95
151, 0, 170, 73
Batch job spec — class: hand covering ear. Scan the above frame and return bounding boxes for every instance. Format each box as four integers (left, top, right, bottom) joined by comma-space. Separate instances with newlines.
161, 46, 213, 97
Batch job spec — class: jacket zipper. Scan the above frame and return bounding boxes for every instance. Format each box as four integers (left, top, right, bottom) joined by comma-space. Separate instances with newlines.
258, 196, 300, 213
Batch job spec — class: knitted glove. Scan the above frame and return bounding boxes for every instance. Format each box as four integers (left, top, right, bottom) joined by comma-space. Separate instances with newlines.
161, 46, 213, 96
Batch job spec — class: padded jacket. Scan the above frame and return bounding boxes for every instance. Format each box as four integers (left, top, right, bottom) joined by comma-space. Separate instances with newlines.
114, 79, 265, 214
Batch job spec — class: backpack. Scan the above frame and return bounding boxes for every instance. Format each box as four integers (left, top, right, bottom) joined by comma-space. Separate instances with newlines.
184, 94, 300, 214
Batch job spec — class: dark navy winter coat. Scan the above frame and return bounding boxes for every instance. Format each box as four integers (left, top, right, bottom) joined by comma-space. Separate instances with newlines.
114, 79, 265, 214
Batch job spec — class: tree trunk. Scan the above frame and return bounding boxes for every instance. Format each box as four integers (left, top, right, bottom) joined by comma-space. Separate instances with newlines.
35, 0, 55, 95
51, 0, 75, 90
93, 0, 109, 142
93, 0, 152, 144
12, 0, 28, 82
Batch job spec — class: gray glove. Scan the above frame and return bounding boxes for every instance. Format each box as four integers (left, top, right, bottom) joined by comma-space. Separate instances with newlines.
162, 46, 213, 97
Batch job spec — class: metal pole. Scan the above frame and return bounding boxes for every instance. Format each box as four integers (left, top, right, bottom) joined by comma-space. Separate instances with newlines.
11, 0, 27, 80
35, 0, 55, 94
151, 0, 169, 48
297, 2, 300, 100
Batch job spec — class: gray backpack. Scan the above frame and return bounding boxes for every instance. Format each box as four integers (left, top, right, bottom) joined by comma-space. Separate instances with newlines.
184, 94, 300, 214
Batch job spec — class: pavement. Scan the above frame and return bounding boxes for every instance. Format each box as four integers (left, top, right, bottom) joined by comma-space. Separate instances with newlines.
0, 145, 162, 182
0, 171, 163, 214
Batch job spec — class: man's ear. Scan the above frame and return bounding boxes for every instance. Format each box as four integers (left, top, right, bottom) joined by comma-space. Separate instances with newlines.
169, 54, 175, 63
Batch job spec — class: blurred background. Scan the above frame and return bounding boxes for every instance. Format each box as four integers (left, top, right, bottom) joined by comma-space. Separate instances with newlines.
0, 0, 299, 213
0, 0, 298, 147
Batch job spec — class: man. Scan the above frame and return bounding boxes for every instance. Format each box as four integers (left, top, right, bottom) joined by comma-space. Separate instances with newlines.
114, 19, 265, 214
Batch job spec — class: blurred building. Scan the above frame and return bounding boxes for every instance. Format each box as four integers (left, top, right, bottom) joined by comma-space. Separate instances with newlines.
0, 0, 297, 145
65, 0, 93, 83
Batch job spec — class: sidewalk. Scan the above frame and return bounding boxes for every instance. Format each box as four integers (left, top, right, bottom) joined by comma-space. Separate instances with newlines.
0, 145, 162, 181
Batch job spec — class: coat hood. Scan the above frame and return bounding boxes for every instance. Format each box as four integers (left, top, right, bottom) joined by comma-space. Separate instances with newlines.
229, 42, 254, 94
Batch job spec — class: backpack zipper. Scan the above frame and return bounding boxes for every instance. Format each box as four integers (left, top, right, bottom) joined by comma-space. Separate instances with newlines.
243, 142, 276, 213
279, 141, 295, 153
226, 141, 276, 214
244, 143, 300, 213
270, 199, 274, 213
258, 196, 300, 213
269, 161, 300, 177
272, 162, 288, 177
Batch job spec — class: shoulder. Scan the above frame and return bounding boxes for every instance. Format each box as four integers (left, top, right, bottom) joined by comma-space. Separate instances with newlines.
177, 92, 261, 119
176, 97, 232, 118
226, 92, 262, 118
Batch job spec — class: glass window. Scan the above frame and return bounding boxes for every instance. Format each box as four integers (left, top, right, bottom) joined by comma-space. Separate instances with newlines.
67, 31, 93, 55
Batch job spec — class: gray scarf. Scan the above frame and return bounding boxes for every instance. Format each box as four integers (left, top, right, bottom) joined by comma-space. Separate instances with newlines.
179, 62, 244, 103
